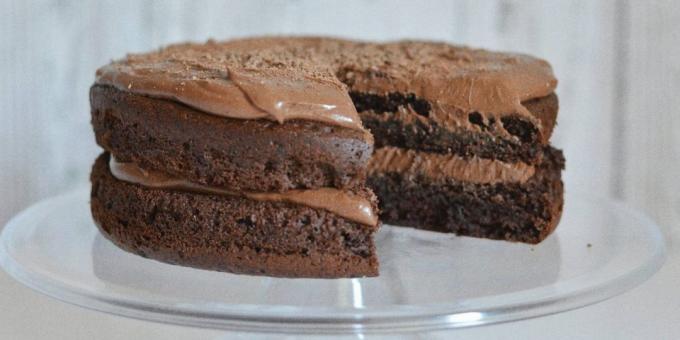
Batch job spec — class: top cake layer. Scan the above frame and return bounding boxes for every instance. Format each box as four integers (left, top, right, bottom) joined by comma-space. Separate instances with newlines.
96, 37, 557, 137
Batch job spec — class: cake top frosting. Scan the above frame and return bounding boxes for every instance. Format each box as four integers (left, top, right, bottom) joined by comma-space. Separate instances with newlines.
95, 37, 557, 131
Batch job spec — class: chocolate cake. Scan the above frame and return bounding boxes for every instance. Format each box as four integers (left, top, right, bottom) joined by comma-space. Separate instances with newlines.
89, 37, 564, 278
339, 42, 565, 243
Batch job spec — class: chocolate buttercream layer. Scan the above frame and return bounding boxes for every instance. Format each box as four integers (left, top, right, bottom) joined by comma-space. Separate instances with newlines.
95, 37, 557, 135
353, 92, 558, 145
91, 85, 373, 192
109, 157, 378, 227
368, 146, 564, 243
338, 43, 556, 139
95, 40, 364, 131
368, 147, 535, 185
356, 93, 558, 165
91, 153, 378, 278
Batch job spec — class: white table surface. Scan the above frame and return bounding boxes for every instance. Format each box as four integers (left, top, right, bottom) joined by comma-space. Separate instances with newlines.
1, 223, 677, 340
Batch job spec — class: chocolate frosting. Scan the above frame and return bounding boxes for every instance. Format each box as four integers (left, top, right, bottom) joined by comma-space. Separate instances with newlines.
368, 147, 535, 184
96, 39, 363, 130
109, 157, 378, 227
338, 40, 557, 133
95, 37, 556, 132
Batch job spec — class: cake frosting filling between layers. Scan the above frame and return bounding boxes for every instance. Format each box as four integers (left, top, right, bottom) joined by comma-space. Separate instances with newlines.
109, 157, 378, 227
368, 146, 535, 184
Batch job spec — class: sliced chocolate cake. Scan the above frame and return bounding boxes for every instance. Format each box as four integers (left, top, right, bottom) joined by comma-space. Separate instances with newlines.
89, 37, 564, 278
90, 39, 380, 278
334, 41, 565, 243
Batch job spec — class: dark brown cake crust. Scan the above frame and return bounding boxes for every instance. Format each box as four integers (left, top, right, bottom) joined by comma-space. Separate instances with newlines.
91, 85, 373, 193
368, 147, 564, 244
90, 153, 379, 278
354, 92, 559, 165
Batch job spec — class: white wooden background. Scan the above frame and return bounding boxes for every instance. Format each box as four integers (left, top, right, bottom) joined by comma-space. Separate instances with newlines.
0, 1, 679, 339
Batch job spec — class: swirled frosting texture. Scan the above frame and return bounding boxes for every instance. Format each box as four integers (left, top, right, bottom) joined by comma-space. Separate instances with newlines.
95, 37, 556, 131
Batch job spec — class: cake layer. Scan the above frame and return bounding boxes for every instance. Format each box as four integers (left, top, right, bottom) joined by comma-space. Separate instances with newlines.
355, 93, 558, 164
91, 153, 379, 278
91, 85, 373, 192
95, 37, 557, 142
367, 147, 564, 243
95, 39, 366, 131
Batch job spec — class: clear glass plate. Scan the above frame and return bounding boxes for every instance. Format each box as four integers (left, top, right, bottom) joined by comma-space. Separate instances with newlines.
0, 187, 666, 334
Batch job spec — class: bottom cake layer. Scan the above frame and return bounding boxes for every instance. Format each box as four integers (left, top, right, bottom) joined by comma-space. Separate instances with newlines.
368, 147, 564, 244
90, 153, 379, 278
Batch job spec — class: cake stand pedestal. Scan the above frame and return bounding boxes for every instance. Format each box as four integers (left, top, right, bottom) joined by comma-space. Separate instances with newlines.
0, 187, 666, 335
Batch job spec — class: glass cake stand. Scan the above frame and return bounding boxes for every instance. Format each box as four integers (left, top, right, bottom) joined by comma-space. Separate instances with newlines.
0, 186, 666, 335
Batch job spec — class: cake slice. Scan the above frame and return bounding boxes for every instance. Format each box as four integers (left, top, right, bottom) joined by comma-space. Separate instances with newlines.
90, 39, 380, 278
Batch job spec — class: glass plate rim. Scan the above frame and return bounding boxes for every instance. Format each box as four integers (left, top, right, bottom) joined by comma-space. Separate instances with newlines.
0, 188, 667, 333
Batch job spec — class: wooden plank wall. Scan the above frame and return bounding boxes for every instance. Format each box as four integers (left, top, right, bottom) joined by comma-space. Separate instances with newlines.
0, 0, 677, 232
1, 1, 679, 339
623, 1, 680, 235
0, 0, 680, 243
0, 0, 644, 226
